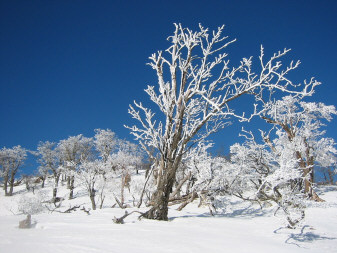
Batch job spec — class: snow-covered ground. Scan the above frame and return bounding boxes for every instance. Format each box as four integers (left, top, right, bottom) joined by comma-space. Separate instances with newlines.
1, 181, 336, 253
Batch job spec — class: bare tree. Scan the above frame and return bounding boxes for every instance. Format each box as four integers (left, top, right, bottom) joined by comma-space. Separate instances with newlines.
127, 24, 318, 220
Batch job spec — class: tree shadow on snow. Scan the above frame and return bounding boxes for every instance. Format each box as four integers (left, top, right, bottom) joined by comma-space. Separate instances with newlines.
169, 202, 270, 221
220, 203, 270, 219
274, 225, 336, 248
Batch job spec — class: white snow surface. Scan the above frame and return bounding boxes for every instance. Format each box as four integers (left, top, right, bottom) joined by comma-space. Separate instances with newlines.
1, 181, 337, 253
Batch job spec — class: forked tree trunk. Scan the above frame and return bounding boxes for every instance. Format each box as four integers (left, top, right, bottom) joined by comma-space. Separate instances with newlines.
142, 159, 180, 221
142, 175, 175, 221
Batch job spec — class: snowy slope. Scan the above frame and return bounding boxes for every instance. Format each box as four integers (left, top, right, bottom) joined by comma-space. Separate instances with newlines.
0, 180, 336, 253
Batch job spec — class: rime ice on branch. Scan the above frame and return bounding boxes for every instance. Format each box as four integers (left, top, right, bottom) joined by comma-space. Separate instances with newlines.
126, 23, 319, 220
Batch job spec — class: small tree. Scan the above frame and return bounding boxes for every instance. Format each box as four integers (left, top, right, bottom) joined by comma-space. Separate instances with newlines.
318, 165, 336, 185
229, 129, 307, 228
0, 145, 27, 196
77, 160, 105, 210
93, 128, 119, 207
94, 129, 118, 163
109, 140, 142, 207
36, 141, 62, 202
127, 24, 318, 220
228, 95, 337, 227
259, 95, 337, 200
58, 135, 93, 199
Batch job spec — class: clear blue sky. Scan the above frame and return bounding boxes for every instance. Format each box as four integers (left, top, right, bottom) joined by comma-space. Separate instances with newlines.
1, 0, 336, 173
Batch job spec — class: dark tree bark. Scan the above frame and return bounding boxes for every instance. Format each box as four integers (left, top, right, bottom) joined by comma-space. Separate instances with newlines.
89, 189, 96, 210
142, 157, 182, 220
41, 176, 46, 188
52, 174, 61, 202
68, 176, 75, 200
8, 172, 16, 196
3, 173, 9, 196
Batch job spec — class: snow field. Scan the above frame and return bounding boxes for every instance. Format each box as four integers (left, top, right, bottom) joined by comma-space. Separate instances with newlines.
1, 182, 337, 253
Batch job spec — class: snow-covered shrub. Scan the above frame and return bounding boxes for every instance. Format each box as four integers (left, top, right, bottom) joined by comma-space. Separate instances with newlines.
17, 191, 47, 214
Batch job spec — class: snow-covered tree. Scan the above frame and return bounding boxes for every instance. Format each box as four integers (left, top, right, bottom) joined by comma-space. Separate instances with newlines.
126, 24, 318, 220
318, 165, 336, 185
77, 160, 106, 210
109, 140, 143, 207
228, 95, 337, 227
58, 135, 94, 199
0, 145, 27, 196
92, 129, 119, 207
229, 130, 307, 227
36, 141, 62, 201
259, 96, 337, 200
94, 129, 118, 162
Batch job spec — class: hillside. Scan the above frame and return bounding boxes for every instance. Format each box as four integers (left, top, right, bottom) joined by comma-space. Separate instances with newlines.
0, 178, 336, 253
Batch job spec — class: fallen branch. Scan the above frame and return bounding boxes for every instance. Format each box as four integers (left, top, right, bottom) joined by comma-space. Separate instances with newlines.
46, 204, 82, 214
81, 207, 91, 215
62, 205, 81, 213
112, 210, 144, 224
176, 192, 198, 211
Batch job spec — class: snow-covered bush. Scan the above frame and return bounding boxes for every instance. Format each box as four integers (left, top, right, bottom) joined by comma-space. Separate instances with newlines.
17, 191, 47, 215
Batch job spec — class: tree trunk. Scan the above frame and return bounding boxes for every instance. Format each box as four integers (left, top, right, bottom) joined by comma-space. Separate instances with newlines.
8, 173, 15, 196
3, 173, 9, 196
302, 167, 324, 202
69, 176, 75, 199
90, 189, 96, 210
67, 176, 71, 189
41, 176, 46, 188
328, 168, 334, 185
4, 180, 9, 196
142, 163, 177, 221
52, 174, 60, 202
62, 174, 66, 183
121, 176, 125, 206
